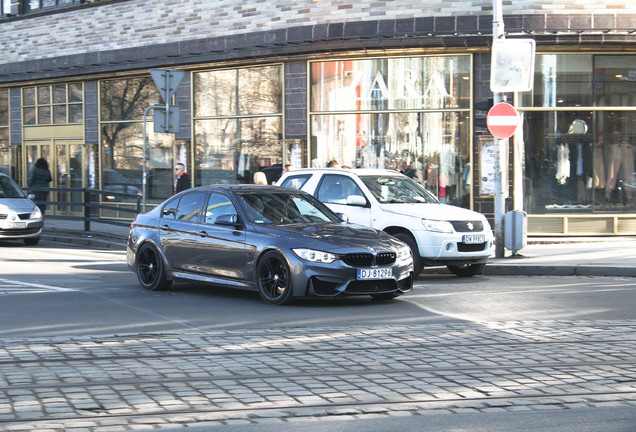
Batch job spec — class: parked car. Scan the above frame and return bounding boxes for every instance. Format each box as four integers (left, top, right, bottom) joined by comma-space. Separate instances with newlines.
276, 168, 494, 277
127, 185, 413, 304
0, 173, 43, 245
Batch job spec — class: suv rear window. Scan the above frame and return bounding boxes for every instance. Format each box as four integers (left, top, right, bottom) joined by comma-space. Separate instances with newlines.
279, 174, 311, 190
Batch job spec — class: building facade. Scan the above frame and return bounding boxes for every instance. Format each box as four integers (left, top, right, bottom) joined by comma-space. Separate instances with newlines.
0, 0, 635, 235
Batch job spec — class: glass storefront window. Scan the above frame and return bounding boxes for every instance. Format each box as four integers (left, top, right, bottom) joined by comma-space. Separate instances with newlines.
193, 65, 283, 186
311, 56, 471, 112
520, 54, 636, 215
100, 77, 172, 202
522, 110, 636, 214
310, 56, 471, 207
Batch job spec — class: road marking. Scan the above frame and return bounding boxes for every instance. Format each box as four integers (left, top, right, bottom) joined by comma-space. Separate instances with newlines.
0, 277, 75, 294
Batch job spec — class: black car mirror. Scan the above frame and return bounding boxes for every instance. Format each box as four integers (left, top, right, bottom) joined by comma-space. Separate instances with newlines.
336, 212, 349, 223
215, 213, 240, 226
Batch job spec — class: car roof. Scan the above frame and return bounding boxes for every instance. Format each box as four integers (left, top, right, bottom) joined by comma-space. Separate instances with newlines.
181, 184, 302, 193
283, 168, 404, 176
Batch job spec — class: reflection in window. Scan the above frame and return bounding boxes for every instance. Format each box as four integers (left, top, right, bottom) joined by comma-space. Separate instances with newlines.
22, 83, 83, 125
193, 65, 283, 186
310, 56, 471, 208
100, 77, 173, 203
311, 111, 470, 207
523, 110, 636, 214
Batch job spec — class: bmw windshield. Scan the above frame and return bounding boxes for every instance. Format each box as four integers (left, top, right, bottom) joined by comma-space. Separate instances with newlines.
239, 191, 343, 225
358, 175, 439, 204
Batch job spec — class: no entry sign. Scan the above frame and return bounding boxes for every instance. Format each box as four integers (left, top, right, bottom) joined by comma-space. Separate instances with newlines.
487, 103, 519, 139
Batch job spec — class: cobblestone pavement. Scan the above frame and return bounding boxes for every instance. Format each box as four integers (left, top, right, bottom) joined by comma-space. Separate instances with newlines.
1, 320, 635, 431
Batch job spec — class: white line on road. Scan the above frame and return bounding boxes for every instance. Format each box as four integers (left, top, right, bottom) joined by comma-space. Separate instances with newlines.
0, 277, 75, 293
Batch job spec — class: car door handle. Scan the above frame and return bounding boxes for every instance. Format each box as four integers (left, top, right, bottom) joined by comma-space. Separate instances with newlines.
161, 224, 170, 230
197, 230, 208, 237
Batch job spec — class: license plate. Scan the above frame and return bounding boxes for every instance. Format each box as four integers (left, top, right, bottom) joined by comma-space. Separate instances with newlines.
462, 234, 485, 244
357, 267, 392, 280
5, 222, 27, 229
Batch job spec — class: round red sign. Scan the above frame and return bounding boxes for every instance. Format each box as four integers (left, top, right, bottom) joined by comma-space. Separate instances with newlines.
486, 103, 519, 139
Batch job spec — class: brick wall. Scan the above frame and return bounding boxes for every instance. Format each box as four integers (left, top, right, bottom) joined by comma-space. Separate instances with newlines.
1, 0, 635, 66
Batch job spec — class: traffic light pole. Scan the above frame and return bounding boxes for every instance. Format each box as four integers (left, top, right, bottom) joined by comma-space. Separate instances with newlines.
493, 0, 506, 258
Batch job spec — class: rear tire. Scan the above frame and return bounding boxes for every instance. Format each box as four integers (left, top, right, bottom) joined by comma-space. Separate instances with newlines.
136, 243, 172, 291
256, 251, 294, 305
393, 232, 423, 276
447, 263, 486, 277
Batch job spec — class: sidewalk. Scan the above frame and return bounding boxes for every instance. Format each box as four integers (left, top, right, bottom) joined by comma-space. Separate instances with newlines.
41, 217, 636, 277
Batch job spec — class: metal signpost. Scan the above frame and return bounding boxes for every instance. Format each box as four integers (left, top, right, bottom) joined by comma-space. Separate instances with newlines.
142, 69, 185, 212
489, 0, 535, 257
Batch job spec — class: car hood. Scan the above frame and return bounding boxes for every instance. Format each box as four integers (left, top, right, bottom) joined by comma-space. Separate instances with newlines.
256, 223, 401, 250
0, 198, 37, 213
379, 202, 488, 222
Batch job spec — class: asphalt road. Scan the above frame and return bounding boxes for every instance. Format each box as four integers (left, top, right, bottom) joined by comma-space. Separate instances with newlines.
0, 241, 635, 431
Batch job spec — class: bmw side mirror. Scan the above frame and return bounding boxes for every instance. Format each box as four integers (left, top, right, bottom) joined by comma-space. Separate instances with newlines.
336, 212, 349, 223
27, 193, 36, 200
215, 214, 240, 226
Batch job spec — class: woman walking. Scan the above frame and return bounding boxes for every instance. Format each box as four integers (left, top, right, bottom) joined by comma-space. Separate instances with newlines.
28, 158, 52, 214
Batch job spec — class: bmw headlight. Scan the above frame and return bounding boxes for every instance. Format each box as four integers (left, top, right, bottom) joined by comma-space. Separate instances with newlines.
30, 206, 42, 220
396, 244, 411, 263
421, 218, 454, 233
293, 248, 337, 264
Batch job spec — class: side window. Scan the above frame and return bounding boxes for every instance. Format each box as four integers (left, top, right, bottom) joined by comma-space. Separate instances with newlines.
175, 192, 207, 222
160, 196, 180, 220
317, 175, 363, 204
279, 174, 311, 190
205, 192, 237, 224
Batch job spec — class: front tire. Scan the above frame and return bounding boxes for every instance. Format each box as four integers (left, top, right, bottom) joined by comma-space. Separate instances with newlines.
393, 232, 423, 276
256, 251, 294, 305
136, 243, 172, 291
447, 263, 486, 277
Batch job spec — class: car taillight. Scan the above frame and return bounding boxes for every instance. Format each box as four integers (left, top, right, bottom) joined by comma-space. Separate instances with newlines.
130, 221, 137, 230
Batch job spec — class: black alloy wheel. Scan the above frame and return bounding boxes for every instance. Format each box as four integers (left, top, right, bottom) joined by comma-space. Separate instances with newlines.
257, 251, 294, 305
136, 243, 172, 290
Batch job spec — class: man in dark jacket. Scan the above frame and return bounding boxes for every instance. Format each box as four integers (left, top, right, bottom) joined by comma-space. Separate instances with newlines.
173, 163, 191, 194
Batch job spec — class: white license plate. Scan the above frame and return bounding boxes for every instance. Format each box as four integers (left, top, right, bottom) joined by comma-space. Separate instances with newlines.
5, 222, 27, 229
357, 267, 392, 280
462, 234, 485, 244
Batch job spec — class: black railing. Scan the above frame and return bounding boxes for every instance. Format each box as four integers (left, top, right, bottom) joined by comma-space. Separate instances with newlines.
24, 187, 141, 232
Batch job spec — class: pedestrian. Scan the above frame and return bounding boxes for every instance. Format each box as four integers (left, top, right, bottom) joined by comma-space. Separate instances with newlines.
326, 159, 340, 168
253, 171, 268, 185
28, 158, 52, 214
173, 163, 191, 194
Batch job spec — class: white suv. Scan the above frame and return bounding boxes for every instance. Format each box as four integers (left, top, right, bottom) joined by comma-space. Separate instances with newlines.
276, 168, 494, 277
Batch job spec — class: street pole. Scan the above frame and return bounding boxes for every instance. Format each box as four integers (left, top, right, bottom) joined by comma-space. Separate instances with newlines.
493, 0, 506, 258
142, 104, 164, 213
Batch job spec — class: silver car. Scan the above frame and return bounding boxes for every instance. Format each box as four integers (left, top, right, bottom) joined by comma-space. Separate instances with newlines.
0, 173, 43, 245
127, 185, 413, 305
